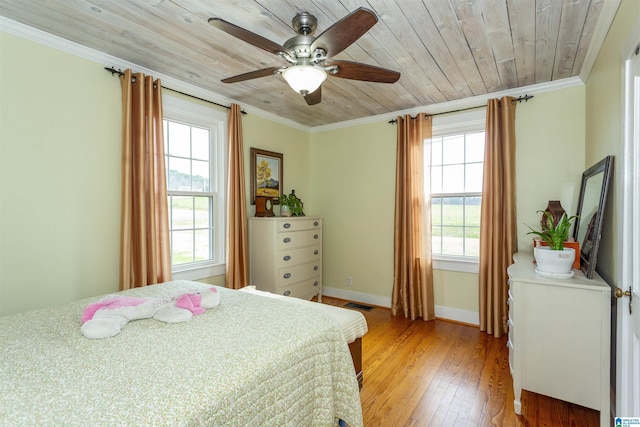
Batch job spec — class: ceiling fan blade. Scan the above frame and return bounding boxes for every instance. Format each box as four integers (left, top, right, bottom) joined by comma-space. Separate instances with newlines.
303, 87, 322, 105
310, 8, 377, 57
221, 67, 283, 83
208, 18, 290, 56
327, 60, 400, 83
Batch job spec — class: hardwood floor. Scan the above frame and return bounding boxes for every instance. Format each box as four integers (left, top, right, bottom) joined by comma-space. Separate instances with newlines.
321, 297, 601, 427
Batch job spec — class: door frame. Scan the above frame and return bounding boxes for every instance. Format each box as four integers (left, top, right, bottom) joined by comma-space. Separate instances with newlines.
616, 20, 640, 417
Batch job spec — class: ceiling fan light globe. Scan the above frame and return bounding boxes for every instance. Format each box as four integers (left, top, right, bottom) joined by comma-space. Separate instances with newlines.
282, 65, 327, 94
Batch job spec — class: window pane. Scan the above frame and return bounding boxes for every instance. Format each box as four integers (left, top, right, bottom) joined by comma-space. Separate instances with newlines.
172, 196, 193, 229
194, 229, 211, 262
192, 127, 209, 161
168, 157, 191, 191
172, 230, 193, 265
431, 197, 442, 226
442, 135, 464, 164
168, 122, 191, 158
192, 160, 209, 192
442, 200, 463, 226
442, 165, 464, 193
431, 165, 442, 193
466, 132, 485, 162
194, 196, 210, 228
430, 138, 443, 166
442, 226, 464, 255
432, 234, 442, 255
465, 227, 480, 256
465, 197, 481, 226
465, 163, 483, 192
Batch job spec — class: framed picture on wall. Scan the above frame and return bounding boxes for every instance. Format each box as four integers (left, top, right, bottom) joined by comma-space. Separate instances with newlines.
250, 148, 283, 205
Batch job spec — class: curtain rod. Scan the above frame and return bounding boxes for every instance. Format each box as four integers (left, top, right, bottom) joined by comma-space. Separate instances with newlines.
104, 67, 246, 115
388, 94, 534, 124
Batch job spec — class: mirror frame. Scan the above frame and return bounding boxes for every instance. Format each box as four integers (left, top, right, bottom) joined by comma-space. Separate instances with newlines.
573, 155, 614, 279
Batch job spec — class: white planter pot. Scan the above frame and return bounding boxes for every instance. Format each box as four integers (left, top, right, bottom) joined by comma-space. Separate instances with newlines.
280, 205, 291, 217
534, 246, 575, 274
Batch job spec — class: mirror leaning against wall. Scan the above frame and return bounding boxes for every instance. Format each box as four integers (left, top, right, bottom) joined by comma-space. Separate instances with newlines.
573, 155, 614, 279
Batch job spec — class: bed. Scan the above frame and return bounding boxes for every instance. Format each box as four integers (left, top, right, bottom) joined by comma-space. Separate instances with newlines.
0, 280, 366, 426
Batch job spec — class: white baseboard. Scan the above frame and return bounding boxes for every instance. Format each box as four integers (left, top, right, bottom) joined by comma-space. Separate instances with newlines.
322, 287, 391, 308
435, 305, 479, 326
323, 287, 479, 326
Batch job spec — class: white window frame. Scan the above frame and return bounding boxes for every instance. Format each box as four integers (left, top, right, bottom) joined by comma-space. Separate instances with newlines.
429, 109, 486, 273
163, 93, 227, 280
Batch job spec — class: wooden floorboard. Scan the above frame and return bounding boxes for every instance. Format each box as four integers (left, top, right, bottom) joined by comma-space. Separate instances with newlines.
320, 297, 601, 427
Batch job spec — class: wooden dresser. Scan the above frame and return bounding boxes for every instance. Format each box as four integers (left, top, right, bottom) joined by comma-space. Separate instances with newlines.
507, 252, 611, 427
248, 216, 322, 301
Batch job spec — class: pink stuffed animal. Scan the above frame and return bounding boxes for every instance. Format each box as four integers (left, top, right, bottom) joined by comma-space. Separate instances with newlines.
81, 287, 220, 339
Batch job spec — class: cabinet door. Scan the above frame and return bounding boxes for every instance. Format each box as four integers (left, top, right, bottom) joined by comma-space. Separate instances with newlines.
521, 283, 602, 409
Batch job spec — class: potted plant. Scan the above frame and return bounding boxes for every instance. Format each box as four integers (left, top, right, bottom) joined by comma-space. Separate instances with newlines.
526, 211, 578, 276
278, 190, 304, 217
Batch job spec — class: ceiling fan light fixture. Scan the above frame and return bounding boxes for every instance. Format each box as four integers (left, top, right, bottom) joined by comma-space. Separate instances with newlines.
282, 65, 327, 94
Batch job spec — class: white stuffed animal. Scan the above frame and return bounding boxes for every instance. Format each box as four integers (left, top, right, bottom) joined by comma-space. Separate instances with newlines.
81, 287, 220, 339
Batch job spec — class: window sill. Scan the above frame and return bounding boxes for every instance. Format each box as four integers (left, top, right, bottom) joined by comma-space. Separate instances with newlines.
433, 257, 479, 274
172, 262, 226, 281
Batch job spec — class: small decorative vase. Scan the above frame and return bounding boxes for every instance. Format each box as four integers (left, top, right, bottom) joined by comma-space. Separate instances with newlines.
541, 200, 566, 230
534, 246, 574, 274
280, 205, 291, 217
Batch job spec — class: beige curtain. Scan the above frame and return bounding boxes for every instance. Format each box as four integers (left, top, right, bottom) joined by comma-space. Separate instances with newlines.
479, 96, 517, 337
119, 69, 171, 290
392, 113, 435, 321
226, 104, 249, 289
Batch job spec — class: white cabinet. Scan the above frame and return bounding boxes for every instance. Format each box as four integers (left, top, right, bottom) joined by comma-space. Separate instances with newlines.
248, 217, 322, 301
507, 252, 611, 427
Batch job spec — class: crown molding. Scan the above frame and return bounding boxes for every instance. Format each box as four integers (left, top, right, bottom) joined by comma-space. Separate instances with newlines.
579, 0, 622, 83
1, 15, 588, 134
0, 16, 311, 133
309, 76, 585, 133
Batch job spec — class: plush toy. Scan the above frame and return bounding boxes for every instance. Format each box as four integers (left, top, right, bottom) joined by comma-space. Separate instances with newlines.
81, 287, 220, 339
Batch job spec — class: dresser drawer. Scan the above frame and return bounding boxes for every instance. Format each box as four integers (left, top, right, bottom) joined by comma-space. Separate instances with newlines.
277, 229, 321, 250
277, 246, 321, 268
508, 319, 515, 346
508, 294, 514, 323
277, 218, 321, 232
277, 277, 321, 299
278, 261, 321, 285
507, 338, 514, 374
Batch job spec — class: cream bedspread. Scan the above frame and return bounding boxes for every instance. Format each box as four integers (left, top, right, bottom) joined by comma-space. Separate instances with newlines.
0, 281, 363, 426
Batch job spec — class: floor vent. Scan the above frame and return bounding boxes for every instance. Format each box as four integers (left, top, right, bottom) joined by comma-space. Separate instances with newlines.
344, 302, 374, 311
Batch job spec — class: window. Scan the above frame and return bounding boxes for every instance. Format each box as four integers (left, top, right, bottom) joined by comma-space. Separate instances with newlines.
426, 111, 485, 272
163, 94, 227, 279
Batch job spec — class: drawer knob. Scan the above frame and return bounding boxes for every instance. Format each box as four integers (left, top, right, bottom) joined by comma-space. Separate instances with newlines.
283, 237, 291, 243
283, 255, 291, 261
283, 273, 291, 279
283, 223, 291, 229
314, 221, 319, 226
284, 290, 291, 296
314, 234, 319, 239
313, 265, 319, 271
313, 281, 318, 286
314, 250, 319, 255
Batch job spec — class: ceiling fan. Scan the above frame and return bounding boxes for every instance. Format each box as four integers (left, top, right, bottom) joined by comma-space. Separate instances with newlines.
208, 7, 401, 105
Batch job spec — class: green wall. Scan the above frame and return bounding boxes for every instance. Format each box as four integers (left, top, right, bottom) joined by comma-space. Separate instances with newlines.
584, 0, 640, 286
309, 86, 587, 316
0, 31, 309, 316
0, 32, 122, 315
3, 0, 636, 319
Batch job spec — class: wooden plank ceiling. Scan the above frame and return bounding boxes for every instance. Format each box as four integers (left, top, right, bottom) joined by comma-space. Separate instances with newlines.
0, 0, 614, 128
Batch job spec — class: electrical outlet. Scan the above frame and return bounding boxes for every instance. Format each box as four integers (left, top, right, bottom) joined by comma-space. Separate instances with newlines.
347, 276, 352, 286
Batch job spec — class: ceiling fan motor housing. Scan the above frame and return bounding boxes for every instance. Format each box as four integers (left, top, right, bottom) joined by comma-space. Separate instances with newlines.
292, 12, 317, 35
